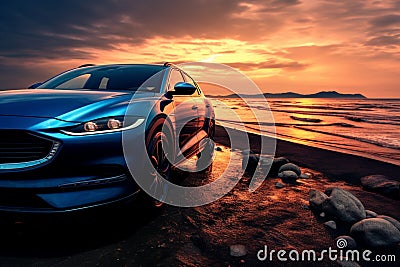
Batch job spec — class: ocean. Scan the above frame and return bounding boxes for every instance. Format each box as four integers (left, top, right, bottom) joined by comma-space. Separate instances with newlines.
211, 98, 400, 166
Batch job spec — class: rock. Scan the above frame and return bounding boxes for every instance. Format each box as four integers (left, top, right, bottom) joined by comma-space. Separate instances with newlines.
309, 189, 328, 211
215, 146, 223, 152
259, 157, 273, 167
365, 210, 377, 218
278, 163, 301, 176
337, 259, 361, 267
360, 175, 400, 198
320, 212, 326, 218
242, 153, 259, 173
268, 157, 289, 176
275, 182, 284, 189
377, 215, 400, 231
230, 244, 247, 257
278, 170, 298, 183
323, 188, 366, 224
299, 173, 310, 179
350, 218, 400, 247
259, 157, 274, 176
324, 220, 337, 230
334, 236, 357, 250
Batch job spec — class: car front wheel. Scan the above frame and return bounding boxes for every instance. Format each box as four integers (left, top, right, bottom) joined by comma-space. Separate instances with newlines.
146, 131, 172, 208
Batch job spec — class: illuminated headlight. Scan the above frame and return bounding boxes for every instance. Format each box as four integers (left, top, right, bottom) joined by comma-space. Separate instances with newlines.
84, 121, 98, 132
107, 118, 122, 130
61, 116, 144, 135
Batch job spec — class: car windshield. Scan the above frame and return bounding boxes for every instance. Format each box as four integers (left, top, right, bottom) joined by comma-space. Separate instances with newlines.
38, 65, 166, 92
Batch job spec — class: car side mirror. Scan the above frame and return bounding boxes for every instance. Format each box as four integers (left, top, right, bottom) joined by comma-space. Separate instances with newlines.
28, 82, 43, 89
171, 82, 197, 95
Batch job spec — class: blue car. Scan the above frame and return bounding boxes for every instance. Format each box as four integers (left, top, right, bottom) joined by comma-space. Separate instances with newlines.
0, 63, 215, 213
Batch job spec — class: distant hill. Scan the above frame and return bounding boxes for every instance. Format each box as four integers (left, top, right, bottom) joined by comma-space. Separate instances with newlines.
211, 91, 367, 99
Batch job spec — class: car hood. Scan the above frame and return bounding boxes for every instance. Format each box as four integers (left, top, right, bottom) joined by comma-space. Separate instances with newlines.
0, 89, 141, 120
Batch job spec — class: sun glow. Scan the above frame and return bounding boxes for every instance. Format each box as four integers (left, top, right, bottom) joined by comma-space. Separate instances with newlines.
200, 54, 221, 63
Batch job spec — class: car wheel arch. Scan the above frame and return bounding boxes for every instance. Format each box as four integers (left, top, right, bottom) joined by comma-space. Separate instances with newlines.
145, 115, 176, 162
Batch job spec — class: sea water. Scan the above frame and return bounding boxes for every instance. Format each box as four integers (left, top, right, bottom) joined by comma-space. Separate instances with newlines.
212, 98, 400, 165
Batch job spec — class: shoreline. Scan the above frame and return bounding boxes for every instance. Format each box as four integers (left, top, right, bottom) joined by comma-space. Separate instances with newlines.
215, 125, 400, 182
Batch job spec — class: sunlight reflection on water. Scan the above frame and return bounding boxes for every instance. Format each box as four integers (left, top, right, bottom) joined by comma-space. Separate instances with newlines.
212, 98, 400, 165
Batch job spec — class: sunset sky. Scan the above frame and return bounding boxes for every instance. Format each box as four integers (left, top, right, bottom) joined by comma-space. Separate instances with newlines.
0, 0, 399, 98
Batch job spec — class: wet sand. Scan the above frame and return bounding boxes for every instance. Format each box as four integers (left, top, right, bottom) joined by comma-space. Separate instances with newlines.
214, 125, 400, 182
0, 127, 399, 266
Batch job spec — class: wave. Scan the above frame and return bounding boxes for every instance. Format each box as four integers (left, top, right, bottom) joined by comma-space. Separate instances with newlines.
345, 116, 400, 126
294, 126, 400, 151
346, 116, 366, 122
269, 101, 400, 111
217, 118, 357, 128
268, 109, 400, 126
290, 116, 322, 123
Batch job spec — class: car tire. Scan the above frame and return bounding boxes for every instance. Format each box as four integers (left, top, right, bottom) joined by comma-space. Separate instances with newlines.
145, 127, 172, 208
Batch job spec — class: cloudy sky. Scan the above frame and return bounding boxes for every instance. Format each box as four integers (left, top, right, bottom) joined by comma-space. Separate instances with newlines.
0, 0, 399, 97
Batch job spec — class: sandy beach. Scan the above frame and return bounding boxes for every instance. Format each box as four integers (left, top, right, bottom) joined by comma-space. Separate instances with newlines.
214, 125, 400, 181
0, 126, 399, 266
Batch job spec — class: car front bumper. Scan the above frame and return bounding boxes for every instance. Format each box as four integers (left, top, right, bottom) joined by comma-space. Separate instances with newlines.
0, 126, 145, 213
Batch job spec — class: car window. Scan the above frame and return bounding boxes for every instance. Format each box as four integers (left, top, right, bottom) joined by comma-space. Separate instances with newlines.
39, 65, 165, 91
55, 74, 90, 89
169, 69, 185, 90
99, 77, 109, 89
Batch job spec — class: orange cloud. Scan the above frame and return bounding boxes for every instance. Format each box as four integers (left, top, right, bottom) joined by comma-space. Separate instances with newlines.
0, 0, 399, 97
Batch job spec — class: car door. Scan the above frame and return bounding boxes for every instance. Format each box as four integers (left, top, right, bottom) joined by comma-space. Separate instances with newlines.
168, 69, 199, 155
182, 71, 206, 136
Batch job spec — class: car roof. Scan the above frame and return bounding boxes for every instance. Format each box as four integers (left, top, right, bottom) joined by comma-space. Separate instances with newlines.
77, 62, 180, 69
77, 63, 166, 70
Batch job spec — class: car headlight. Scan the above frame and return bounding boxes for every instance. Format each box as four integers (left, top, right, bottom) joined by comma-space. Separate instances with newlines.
61, 116, 145, 135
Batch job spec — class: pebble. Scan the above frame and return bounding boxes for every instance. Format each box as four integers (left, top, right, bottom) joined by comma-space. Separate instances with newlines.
324, 220, 337, 230
230, 244, 247, 257
279, 163, 301, 176
299, 173, 310, 179
365, 210, 378, 218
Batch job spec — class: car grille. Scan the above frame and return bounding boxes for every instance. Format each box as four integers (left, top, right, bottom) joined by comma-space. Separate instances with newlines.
0, 131, 54, 164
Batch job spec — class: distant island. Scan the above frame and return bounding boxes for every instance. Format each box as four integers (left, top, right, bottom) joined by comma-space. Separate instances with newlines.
210, 91, 367, 99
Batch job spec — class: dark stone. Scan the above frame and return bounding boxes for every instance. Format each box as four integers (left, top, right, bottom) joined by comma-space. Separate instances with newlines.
278, 170, 298, 183
268, 157, 290, 176
323, 188, 366, 224
365, 210, 377, 218
324, 220, 337, 230
377, 215, 400, 232
350, 218, 400, 247
309, 189, 328, 211
360, 175, 399, 198
242, 154, 259, 173
279, 163, 301, 176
